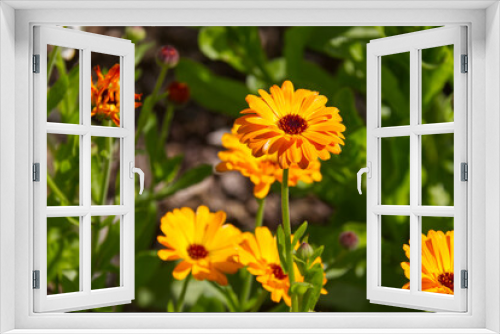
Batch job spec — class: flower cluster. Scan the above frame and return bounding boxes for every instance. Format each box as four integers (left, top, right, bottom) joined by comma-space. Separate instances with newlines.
158, 80, 345, 312
90, 64, 143, 126
216, 125, 322, 198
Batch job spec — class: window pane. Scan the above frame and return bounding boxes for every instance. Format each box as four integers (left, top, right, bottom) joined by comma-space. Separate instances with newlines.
91, 136, 121, 205
381, 215, 410, 290
421, 217, 454, 295
47, 134, 80, 206
421, 46, 454, 124
91, 52, 121, 127
381, 52, 410, 127
47, 217, 80, 295
381, 136, 410, 205
421, 133, 454, 206
91, 215, 121, 290
47, 45, 80, 124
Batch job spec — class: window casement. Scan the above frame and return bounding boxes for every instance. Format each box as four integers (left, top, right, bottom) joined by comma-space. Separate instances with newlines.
33, 26, 143, 312
362, 26, 467, 312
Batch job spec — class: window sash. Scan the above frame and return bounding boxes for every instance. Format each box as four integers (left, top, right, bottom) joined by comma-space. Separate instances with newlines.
33, 26, 136, 313
366, 26, 468, 312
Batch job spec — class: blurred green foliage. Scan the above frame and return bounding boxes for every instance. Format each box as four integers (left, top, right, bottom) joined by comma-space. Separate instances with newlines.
46, 26, 455, 312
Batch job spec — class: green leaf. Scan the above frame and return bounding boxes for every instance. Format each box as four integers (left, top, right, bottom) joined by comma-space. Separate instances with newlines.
246, 57, 286, 92
47, 75, 69, 116
176, 58, 250, 118
300, 263, 324, 312
291, 221, 308, 249
198, 27, 269, 79
135, 41, 155, 66
135, 250, 161, 287
290, 282, 312, 296
164, 155, 184, 183
276, 225, 288, 274
310, 245, 324, 261
332, 88, 364, 133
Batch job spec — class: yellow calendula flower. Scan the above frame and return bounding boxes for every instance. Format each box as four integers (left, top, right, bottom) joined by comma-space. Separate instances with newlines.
401, 230, 454, 294
157, 205, 242, 285
238, 227, 327, 306
235, 81, 345, 169
91, 64, 142, 126
216, 125, 322, 199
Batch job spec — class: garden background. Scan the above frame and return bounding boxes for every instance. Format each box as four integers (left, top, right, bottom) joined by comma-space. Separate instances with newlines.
46, 26, 454, 312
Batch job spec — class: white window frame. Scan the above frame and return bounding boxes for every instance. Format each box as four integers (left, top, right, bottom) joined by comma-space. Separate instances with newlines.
366, 26, 467, 312
33, 26, 136, 313
1, 1, 499, 333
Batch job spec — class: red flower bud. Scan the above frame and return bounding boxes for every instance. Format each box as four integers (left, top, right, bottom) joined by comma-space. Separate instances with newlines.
157, 45, 179, 68
339, 231, 359, 250
167, 82, 190, 105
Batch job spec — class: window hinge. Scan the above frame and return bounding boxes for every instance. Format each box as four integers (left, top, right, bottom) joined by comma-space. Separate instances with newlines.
33, 163, 40, 182
461, 162, 468, 181
461, 270, 468, 289
33, 270, 40, 289
33, 54, 40, 73
461, 54, 468, 73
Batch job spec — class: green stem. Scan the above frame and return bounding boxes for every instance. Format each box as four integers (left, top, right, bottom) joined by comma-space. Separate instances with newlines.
239, 197, 266, 310
209, 281, 238, 312
135, 66, 169, 143
281, 168, 297, 312
255, 197, 266, 228
250, 289, 268, 312
175, 275, 191, 312
159, 103, 175, 157
47, 45, 59, 82
100, 121, 114, 205
239, 271, 253, 312
46, 173, 70, 206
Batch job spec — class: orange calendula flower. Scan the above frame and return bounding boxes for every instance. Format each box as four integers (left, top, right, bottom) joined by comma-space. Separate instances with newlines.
235, 81, 345, 169
401, 230, 454, 294
157, 205, 242, 285
91, 64, 143, 126
238, 227, 327, 306
216, 125, 322, 199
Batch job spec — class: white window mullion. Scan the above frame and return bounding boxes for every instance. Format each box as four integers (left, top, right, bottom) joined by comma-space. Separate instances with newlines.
82, 47, 92, 295
121, 47, 135, 295
409, 48, 420, 294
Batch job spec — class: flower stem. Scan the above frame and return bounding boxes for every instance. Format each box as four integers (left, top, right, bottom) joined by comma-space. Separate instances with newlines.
250, 289, 268, 312
255, 197, 266, 228
159, 103, 175, 157
281, 168, 298, 312
135, 66, 169, 143
100, 121, 114, 205
47, 45, 59, 82
175, 274, 191, 312
209, 281, 238, 312
239, 197, 266, 310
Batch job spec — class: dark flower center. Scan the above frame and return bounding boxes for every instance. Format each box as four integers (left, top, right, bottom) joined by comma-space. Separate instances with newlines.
437, 272, 454, 291
278, 114, 308, 135
270, 264, 287, 280
187, 244, 208, 260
